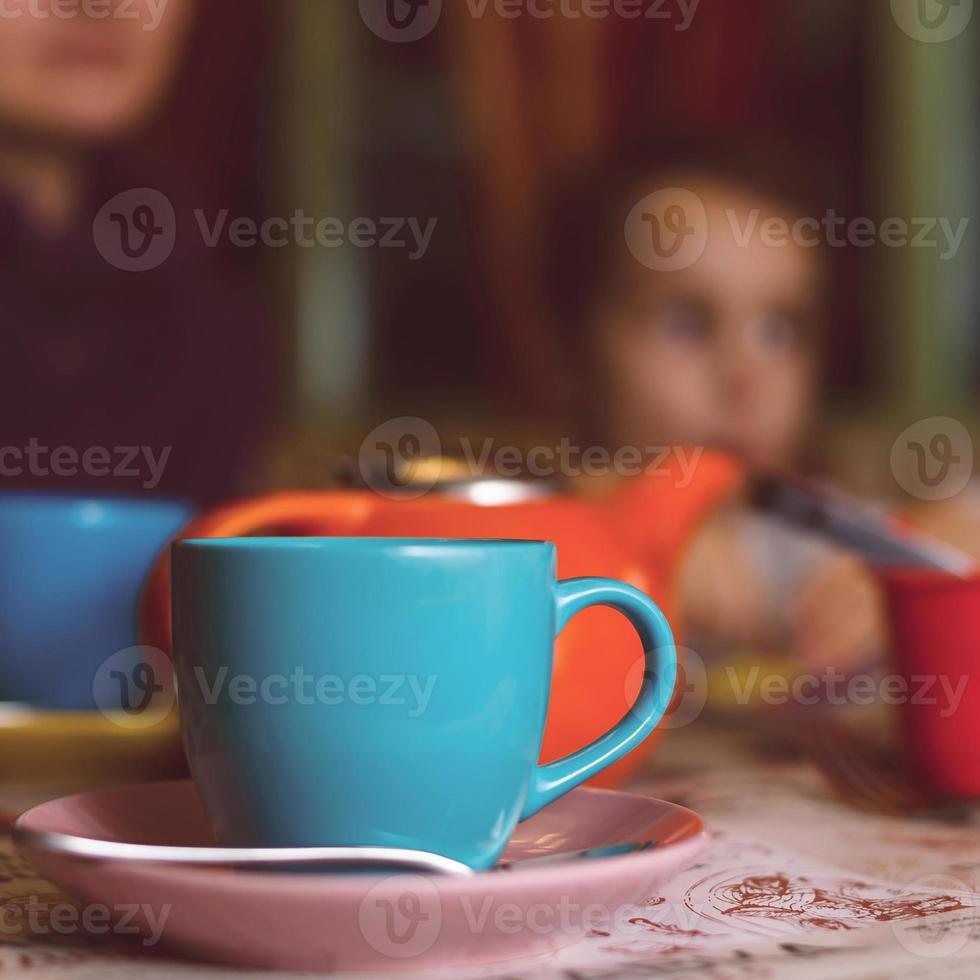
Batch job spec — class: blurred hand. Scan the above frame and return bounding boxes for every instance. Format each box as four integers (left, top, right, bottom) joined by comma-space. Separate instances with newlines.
791, 553, 885, 672
678, 507, 780, 651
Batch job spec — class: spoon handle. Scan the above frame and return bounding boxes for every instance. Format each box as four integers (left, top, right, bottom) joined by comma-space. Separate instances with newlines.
750, 474, 978, 578
13, 824, 474, 876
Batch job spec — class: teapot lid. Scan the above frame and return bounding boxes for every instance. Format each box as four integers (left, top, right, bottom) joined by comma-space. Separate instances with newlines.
335, 455, 561, 505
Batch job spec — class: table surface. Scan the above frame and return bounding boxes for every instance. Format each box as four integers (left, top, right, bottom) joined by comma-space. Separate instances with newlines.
2, 717, 980, 979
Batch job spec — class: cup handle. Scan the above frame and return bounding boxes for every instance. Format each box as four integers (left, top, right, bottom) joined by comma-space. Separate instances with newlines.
521, 577, 677, 820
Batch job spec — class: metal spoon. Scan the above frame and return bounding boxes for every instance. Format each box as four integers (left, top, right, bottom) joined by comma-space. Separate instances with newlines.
750, 473, 978, 578
14, 824, 657, 875
13, 826, 474, 876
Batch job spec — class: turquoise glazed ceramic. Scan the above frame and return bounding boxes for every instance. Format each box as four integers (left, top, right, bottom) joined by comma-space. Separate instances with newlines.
0, 492, 193, 709
171, 538, 676, 870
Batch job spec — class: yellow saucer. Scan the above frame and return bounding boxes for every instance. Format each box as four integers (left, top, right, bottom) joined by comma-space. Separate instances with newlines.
0, 704, 186, 787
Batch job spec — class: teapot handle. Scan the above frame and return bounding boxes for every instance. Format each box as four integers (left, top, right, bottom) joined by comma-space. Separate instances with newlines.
138, 492, 377, 658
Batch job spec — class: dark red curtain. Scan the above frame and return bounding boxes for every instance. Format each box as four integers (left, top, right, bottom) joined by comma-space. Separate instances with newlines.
139, 0, 279, 215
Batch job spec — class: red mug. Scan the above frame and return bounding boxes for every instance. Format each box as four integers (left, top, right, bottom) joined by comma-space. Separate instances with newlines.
881, 569, 980, 799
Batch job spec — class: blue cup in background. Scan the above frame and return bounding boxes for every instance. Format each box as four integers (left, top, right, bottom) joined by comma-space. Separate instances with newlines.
172, 537, 677, 870
0, 493, 194, 710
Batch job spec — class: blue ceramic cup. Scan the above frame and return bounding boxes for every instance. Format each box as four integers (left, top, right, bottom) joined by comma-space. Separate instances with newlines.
0, 493, 194, 709
172, 537, 677, 870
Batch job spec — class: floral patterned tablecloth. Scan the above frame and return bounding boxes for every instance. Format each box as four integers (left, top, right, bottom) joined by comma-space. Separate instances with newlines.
2, 720, 980, 979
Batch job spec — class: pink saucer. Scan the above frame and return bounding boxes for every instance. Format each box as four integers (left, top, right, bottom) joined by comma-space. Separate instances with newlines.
15, 781, 706, 972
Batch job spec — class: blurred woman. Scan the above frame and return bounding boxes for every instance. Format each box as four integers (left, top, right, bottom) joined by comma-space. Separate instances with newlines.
0, 0, 280, 504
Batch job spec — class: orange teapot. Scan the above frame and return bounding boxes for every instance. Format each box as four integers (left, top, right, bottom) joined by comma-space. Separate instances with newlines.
141, 451, 740, 785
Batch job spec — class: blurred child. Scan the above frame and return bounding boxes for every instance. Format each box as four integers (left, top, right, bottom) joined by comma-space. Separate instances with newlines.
546, 133, 885, 670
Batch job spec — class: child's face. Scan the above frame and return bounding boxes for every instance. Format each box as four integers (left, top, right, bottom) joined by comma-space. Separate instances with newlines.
0, 0, 193, 144
593, 177, 821, 469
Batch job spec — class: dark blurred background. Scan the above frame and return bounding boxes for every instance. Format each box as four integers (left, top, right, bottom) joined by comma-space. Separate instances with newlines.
205, 1, 976, 489
0, 0, 977, 500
